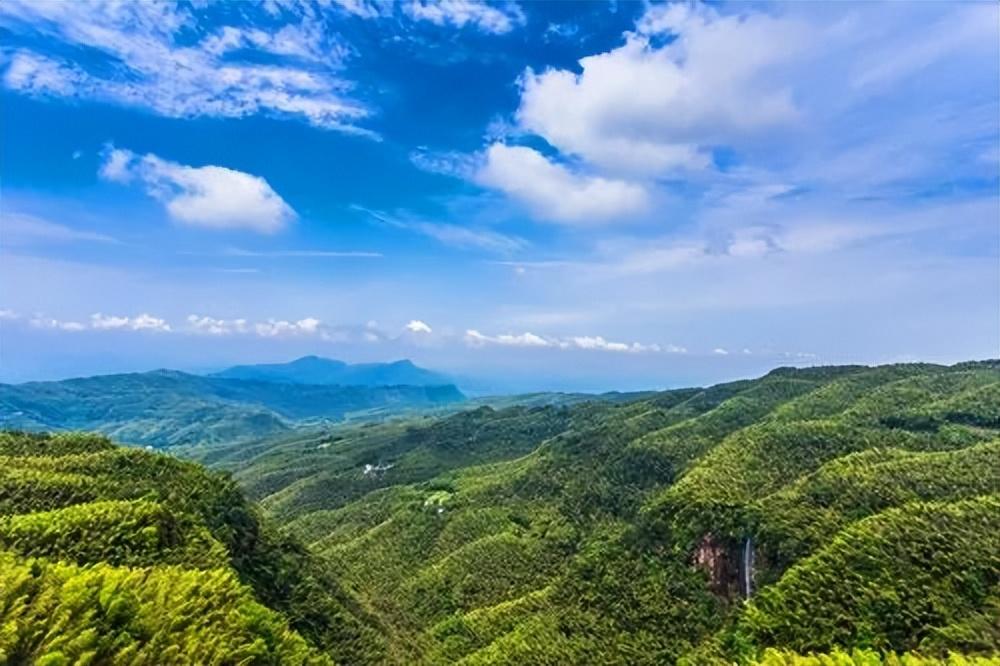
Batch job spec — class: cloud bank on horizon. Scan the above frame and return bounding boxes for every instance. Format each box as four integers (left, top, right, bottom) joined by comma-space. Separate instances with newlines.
0, 0, 997, 387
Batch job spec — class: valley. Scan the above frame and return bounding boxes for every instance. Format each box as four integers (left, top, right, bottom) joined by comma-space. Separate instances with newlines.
2, 361, 997, 664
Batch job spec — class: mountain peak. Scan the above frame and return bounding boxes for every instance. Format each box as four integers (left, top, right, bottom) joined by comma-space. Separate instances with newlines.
288, 355, 347, 368
211, 357, 450, 388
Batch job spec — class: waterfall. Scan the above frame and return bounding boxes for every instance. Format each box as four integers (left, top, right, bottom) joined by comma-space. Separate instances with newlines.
742, 535, 754, 599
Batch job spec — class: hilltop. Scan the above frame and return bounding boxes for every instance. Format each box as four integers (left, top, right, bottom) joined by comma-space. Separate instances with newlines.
212, 356, 454, 388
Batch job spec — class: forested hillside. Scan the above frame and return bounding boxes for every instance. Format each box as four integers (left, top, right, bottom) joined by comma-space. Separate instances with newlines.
201, 361, 1000, 664
2, 361, 997, 664
0, 370, 464, 448
0, 430, 384, 664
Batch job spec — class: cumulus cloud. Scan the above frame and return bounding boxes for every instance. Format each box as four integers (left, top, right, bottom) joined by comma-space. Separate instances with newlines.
514, 3, 807, 175
405, 320, 433, 334
255, 317, 322, 337
476, 143, 649, 224
186, 314, 336, 340
0, 0, 369, 133
570, 335, 662, 353
100, 148, 296, 233
186, 315, 250, 336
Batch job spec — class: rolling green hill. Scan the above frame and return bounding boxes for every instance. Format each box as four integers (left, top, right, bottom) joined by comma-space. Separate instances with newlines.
0, 370, 465, 448
0, 430, 384, 664
2, 361, 998, 664
202, 360, 1000, 664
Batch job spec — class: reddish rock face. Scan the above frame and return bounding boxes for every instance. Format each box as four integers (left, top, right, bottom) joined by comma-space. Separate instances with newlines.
693, 533, 743, 599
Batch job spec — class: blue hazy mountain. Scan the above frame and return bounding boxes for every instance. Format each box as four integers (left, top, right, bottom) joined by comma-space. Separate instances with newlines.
0, 369, 464, 448
211, 356, 453, 387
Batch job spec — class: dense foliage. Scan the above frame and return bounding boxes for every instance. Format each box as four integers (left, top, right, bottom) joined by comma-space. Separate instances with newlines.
205, 361, 1000, 664
2, 361, 997, 664
0, 431, 383, 664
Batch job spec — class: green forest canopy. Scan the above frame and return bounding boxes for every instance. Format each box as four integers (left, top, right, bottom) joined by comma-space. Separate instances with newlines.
1, 361, 998, 664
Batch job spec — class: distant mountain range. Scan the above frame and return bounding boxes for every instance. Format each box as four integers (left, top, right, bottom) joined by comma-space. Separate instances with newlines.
0, 361, 464, 448
212, 355, 453, 387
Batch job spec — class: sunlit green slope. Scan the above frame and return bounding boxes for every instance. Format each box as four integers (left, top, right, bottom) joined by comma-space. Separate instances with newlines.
219, 361, 1000, 665
0, 431, 384, 665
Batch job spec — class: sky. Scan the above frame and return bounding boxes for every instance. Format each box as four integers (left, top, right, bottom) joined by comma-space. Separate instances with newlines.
1, 0, 998, 391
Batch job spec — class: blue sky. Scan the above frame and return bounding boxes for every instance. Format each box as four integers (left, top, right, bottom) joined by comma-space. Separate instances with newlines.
1, 0, 998, 391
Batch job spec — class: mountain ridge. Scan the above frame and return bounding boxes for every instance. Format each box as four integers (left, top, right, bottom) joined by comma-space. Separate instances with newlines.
212, 355, 454, 388
0, 368, 465, 448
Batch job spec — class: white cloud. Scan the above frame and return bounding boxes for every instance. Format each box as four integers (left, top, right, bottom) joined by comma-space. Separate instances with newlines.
185, 313, 379, 342
357, 206, 527, 254
255, 317, 322, 338
186, 315, 250, 336
29, 316, 86, 332
476, 143, 649, 224
713, 347, 729, 355
2, 51, 83, 97
91, 313, 171, 332
331, 0, 388, 19
570, 335, 662, 353
405, 319, 433, 334
514, 4, 807, 175
409, 148, 477, 179
464, 328, 671, 353
224, 247, 382, 258
7, 309, 170, 333
851, 4, 997, 89
1, 212, 118, 245
0, 1, 370, 134
403, 0, 525, 34
100, 148, 296, 233
465, 329, 552, 348
544, 23, 579, 41
409, 220, 527, 253
98, 148, 134, 183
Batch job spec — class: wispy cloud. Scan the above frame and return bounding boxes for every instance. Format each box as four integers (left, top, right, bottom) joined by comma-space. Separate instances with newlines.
403, 0, 525, 34
0, 0, 371, 134
1, 212, 119, 245
356, 206, 528, 254
334, 0, 525, 34
223, 247, 383, 258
